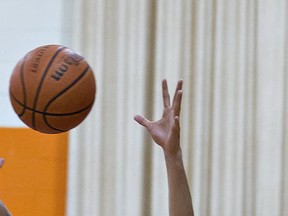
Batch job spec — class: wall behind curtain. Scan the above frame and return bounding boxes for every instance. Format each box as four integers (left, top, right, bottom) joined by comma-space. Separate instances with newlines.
0, 0, 69, 127
66, 0, 288, 216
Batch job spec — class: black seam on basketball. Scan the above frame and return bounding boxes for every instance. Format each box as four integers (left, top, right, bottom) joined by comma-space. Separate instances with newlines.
10, 58, 28, 117
42, 66, 93, 131
33, 102, 93, 133
47, 128, 66, 133
9, 93, 93, 116
41, 103, 93, 133
10, 91, 25, 116
19, 57, 28, 117
32, 46, 66, 130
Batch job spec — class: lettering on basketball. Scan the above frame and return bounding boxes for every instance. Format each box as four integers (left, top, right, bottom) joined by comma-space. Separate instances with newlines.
51, 52, 84, 81
30, 46, 49, 73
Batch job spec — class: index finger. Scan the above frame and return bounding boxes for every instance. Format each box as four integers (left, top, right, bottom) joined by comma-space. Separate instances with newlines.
162, 79, 171, 108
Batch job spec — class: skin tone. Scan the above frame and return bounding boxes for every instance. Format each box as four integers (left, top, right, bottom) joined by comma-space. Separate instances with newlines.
0, 158, 4, 168
0, 158, 12, 216
134, 79, 194, 216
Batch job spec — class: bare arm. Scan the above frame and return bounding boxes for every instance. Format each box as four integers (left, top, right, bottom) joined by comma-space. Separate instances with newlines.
0, 159, 12, 216
134, 79, 194, 216
0, 200, 12, 216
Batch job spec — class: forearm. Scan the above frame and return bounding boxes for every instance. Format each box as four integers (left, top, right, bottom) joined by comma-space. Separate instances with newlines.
0, 200, 12, 216
164, 150, 194, 216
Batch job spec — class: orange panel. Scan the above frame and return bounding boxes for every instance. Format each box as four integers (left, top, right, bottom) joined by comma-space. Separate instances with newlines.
0, 128, 68, 216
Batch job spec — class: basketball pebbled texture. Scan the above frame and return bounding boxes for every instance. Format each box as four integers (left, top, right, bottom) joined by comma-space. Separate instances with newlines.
9, 45, 96, 134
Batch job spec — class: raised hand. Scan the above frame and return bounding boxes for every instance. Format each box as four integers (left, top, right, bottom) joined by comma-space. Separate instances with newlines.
134, 79, 183, 156
134, 79, 193, 216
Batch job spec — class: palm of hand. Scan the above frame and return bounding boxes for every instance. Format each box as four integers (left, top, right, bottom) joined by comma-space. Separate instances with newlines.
148, 109, 175, 143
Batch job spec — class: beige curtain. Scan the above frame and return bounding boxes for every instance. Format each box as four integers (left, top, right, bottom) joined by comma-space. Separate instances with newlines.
66, 0, 288, 215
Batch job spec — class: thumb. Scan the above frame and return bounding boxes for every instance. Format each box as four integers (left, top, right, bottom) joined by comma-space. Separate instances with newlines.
134, 115, 151, 128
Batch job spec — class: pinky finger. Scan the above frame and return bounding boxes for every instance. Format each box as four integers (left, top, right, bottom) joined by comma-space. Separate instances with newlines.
170, 116, 181, 143
173, 116, 180, 132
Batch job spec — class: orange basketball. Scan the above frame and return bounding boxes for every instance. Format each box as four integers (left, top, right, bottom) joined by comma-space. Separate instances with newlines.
9, 45, 96, 134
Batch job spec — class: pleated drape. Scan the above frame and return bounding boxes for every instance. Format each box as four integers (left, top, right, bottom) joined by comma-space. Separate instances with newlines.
66, 1, 288, 215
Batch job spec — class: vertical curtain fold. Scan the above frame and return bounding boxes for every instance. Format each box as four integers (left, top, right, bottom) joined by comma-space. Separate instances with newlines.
66, 1, 288, 215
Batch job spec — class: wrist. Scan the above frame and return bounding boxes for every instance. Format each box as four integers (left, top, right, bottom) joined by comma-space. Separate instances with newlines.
163, 148, 184, 166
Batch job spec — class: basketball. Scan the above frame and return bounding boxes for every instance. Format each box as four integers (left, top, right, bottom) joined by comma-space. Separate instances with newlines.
9, 45, 96, 134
